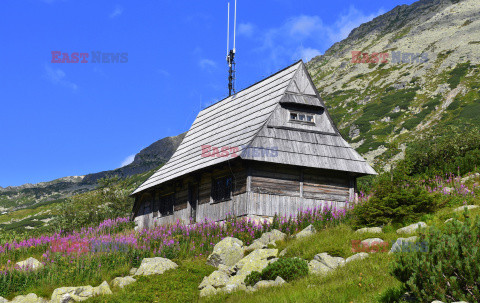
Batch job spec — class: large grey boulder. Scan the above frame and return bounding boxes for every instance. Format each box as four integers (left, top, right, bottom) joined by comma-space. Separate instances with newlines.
389, 236, 421, 253
396, 222, 427, 234
15, 257, 43, 271
198, 270, 230, 289
51, 286, 96, 303
346, 253, 369, 263
454, 205, 479, 212
10, 293, 47, 303
225, 249, 278, 288
247, 230, 286, 250
111, 276, 136, 288
134, 257, 178, 276
313, 253, 345, 269
355, 227, 382, 234
295, 225, 316, 239
199, 285, 217, 297
207, 237, 244, 267
308, 260, 332, 276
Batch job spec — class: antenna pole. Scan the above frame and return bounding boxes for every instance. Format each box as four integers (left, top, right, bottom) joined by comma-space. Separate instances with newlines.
226, 2, 230, 57
233, 0, 237, 52
226, 0, 236, 96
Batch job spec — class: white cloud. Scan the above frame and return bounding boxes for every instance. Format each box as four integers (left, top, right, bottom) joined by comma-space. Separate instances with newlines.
328, 6, 385, 42
43, 64, 78, 90
121, 154, 135, 167
109, 5, 123, 18
287, 15, 323, 38
238, 22, 255, 37
242, 7, 385, 70
199, 59, 217, 71
295, 46, 322, 61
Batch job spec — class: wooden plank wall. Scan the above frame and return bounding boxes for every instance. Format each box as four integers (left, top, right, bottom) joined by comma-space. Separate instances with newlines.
302, 170, 350, 202
247, 192, 346, 218
135, 161, 248, 228
250, 163, 300, 196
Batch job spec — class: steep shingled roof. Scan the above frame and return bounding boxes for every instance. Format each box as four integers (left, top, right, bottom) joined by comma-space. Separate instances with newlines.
132, 60, 375, 195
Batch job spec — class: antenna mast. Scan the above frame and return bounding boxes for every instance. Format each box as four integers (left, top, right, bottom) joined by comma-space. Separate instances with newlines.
226, 0, 237, 96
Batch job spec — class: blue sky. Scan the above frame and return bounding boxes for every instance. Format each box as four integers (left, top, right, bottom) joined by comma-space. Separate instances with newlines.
0, 0, 416, 187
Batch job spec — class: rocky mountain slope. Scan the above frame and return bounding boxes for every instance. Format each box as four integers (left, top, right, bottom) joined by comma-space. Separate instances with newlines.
306, 0, 480, 171
0, 133, 185, 212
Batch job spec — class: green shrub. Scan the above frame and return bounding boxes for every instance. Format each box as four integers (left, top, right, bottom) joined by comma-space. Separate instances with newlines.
401, 125, 480, 177
390, 213, 480, 302
352, 178, 438, 227
245, 271, 262, 287
261, 258, 308, 282
244, 258, 309, 286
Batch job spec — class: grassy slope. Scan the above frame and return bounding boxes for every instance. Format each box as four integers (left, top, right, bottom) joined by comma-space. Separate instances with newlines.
86, 205, 480, 303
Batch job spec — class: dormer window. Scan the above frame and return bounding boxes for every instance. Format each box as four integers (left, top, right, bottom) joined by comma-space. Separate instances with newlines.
289, 111, 315, 124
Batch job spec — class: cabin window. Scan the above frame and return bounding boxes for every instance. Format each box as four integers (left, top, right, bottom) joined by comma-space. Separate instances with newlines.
158, 193, 174, 217
289, 111, 315, 124
211, 175, 233, 202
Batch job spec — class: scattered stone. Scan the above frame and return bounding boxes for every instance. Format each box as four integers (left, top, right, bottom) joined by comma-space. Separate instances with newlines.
15, 257, 44, 271
10, 293, 47, 303
0, 297, 8, 303
225, 249, 278, 288
198, 270, 230, 289
345, 252, 369, 263
396, 222, 427, 234
223, 283, 247, 294
279, 248, 287, 257
389, 236, 427, 253
129, 267, 137, 275
254, 280, 276, 289
51, 286, 96, 303
308, 260, 332, 276
360, 238, 386, 247
246, 229, 286, 250
274, 276, 286, 286
111, 276, 136, 289
206, 237, 244, 267
313, 253, 345, 269
94, 281, 112, 296
444, 218, 454, 223
443, 187, 453, 194
355, 227, 382, 234
134, 257, 178, 276
453, 205, 479, 212
199, 285, 217, 297
431, 301, 444, 303
295, 225, 316, 239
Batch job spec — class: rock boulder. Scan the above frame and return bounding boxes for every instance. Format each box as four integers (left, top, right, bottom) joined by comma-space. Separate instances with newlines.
134, 257, 178, 276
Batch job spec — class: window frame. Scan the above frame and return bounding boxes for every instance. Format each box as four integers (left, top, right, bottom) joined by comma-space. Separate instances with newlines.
211, 175, 234, 203
158, 192, 175, 217
288, 110, 315, 125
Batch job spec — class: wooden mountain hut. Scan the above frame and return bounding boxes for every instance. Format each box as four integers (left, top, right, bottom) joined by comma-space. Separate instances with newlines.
131, 60, 376, 229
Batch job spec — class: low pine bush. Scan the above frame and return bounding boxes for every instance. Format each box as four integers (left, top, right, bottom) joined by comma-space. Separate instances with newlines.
244, 258, 308, 286
245, 271, 262, 287
352, 178, 438, 227
390, 213, 480, 302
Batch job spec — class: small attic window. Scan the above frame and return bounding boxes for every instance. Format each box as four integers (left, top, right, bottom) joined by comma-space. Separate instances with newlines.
289, 111, 315, 124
